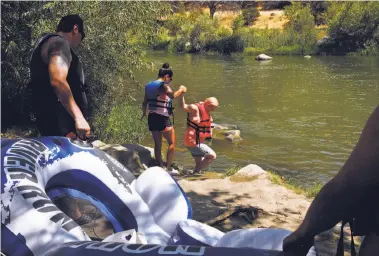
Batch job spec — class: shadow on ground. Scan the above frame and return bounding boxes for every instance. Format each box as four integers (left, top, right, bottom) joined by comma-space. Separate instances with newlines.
181, 178, 364, 256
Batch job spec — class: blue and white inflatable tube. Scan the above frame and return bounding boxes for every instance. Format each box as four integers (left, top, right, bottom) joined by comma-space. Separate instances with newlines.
1, 136, 318, 256
1, 137, 192, 255
168, 219, 224, 246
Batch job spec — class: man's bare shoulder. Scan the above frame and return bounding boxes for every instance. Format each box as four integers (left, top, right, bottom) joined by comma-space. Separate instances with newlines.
41, 36, 71, 64
188, 103, 199, 112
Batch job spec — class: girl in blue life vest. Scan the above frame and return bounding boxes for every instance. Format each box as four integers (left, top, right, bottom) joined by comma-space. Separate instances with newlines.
141, 63, 186, 175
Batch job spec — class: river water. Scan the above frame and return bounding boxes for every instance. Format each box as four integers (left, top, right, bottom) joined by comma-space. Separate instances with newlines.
136, 52, 379, 184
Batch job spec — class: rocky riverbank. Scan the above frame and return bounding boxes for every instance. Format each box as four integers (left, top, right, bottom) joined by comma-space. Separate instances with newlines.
92, 140, 363, 256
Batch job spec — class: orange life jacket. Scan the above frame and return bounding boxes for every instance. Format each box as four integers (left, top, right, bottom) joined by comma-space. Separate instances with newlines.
186, 103, 212, 146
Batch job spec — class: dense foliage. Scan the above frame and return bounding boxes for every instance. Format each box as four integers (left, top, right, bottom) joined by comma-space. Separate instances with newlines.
2, 1, 169, 143
2, 1, 379, 141
152, 1, 379, 56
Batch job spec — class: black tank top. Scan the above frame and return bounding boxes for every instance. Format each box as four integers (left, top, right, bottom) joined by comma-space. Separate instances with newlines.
29, 33, 88, 136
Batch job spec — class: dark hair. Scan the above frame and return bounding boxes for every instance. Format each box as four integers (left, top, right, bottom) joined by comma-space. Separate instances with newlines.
56, 14, 85, 39
158, 62, 173, 78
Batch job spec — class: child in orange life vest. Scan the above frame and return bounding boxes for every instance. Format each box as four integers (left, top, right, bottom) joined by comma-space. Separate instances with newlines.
179, 86, 219, 174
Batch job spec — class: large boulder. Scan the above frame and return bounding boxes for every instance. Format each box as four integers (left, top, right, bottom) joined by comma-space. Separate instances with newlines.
232, 164, 269, 180
255, 54, 272, 61
92, 140, 154, 174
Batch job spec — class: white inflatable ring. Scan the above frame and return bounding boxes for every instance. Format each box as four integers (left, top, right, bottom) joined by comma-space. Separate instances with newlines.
1, 137, 191, 255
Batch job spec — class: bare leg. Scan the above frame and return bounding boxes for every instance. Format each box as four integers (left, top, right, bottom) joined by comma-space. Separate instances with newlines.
151, 131, 163, 167
162, 127, 176, 171
193, 156, 202, 171
194, 152, 216, 173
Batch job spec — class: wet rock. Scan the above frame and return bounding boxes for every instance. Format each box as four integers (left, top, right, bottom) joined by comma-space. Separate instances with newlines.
224, 130, 242, 142
213, 129, 242, 142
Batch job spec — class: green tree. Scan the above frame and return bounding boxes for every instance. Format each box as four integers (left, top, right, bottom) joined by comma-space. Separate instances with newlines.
2, 1, 170, 143
324, 2, 379, 54
284, 2, 317, 55
262, 1, 291, 11
310, 1, 328, 26
171, 1, 186, 14
203, 1, 224, 19
242, 7, 260, 26
236, 1, 258, 10
1, 1, 50, 130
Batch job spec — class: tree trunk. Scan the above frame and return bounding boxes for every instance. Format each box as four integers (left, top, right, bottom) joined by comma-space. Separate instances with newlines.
210, 5, 217, 19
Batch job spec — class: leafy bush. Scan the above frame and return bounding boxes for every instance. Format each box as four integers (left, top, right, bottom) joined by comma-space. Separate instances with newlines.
216, 26, 233, 37
169, 36, 188, 53
215, 35, 244, 54
244, 47, 268, 55
151, 28, 171, 50
242, 7, 260, 26
2, 1, 169, 143
284, 2, 317, 55
94, 104, 148, 144
262, 1, 291, 11
165, 13, 188, 36
354, 40, 379, 56
310, 1, 329, 26
232, 15, 245, 33
273, 45, 301, 55
323, 2, 379, 54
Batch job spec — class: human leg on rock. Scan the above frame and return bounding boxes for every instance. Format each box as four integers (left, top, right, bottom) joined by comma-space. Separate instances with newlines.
162, 126, 176, 172
187, 143, 216, 174
151, 130, 164, 167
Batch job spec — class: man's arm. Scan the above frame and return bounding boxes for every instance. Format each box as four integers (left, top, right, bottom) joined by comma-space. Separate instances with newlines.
42, 37, 90, 138
180, 90, 197, 114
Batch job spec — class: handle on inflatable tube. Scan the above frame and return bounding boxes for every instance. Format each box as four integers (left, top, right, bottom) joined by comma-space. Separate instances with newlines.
45, 242, 285, 256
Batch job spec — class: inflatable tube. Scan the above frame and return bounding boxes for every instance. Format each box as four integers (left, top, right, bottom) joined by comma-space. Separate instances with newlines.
168, 219, 224, 246
1, 137, 173, 255
103, 229, 147, 244
44, 241, 283, 256
215, 228, 317, 256
132, 167, 192, 235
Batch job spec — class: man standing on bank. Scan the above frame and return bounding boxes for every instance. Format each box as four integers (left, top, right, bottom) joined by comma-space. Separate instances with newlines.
29, 15, 91, 225
29, 14, 90, 140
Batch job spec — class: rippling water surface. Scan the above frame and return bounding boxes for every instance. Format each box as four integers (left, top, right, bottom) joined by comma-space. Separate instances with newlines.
136, 53, 379, 184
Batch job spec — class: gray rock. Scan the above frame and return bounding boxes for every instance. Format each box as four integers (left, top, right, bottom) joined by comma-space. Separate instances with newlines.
233, 164, 268, 179
255, 54, 273, 61
223, 130, 241, 141
213, 129, 242, 142
92, 140, 153, 174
